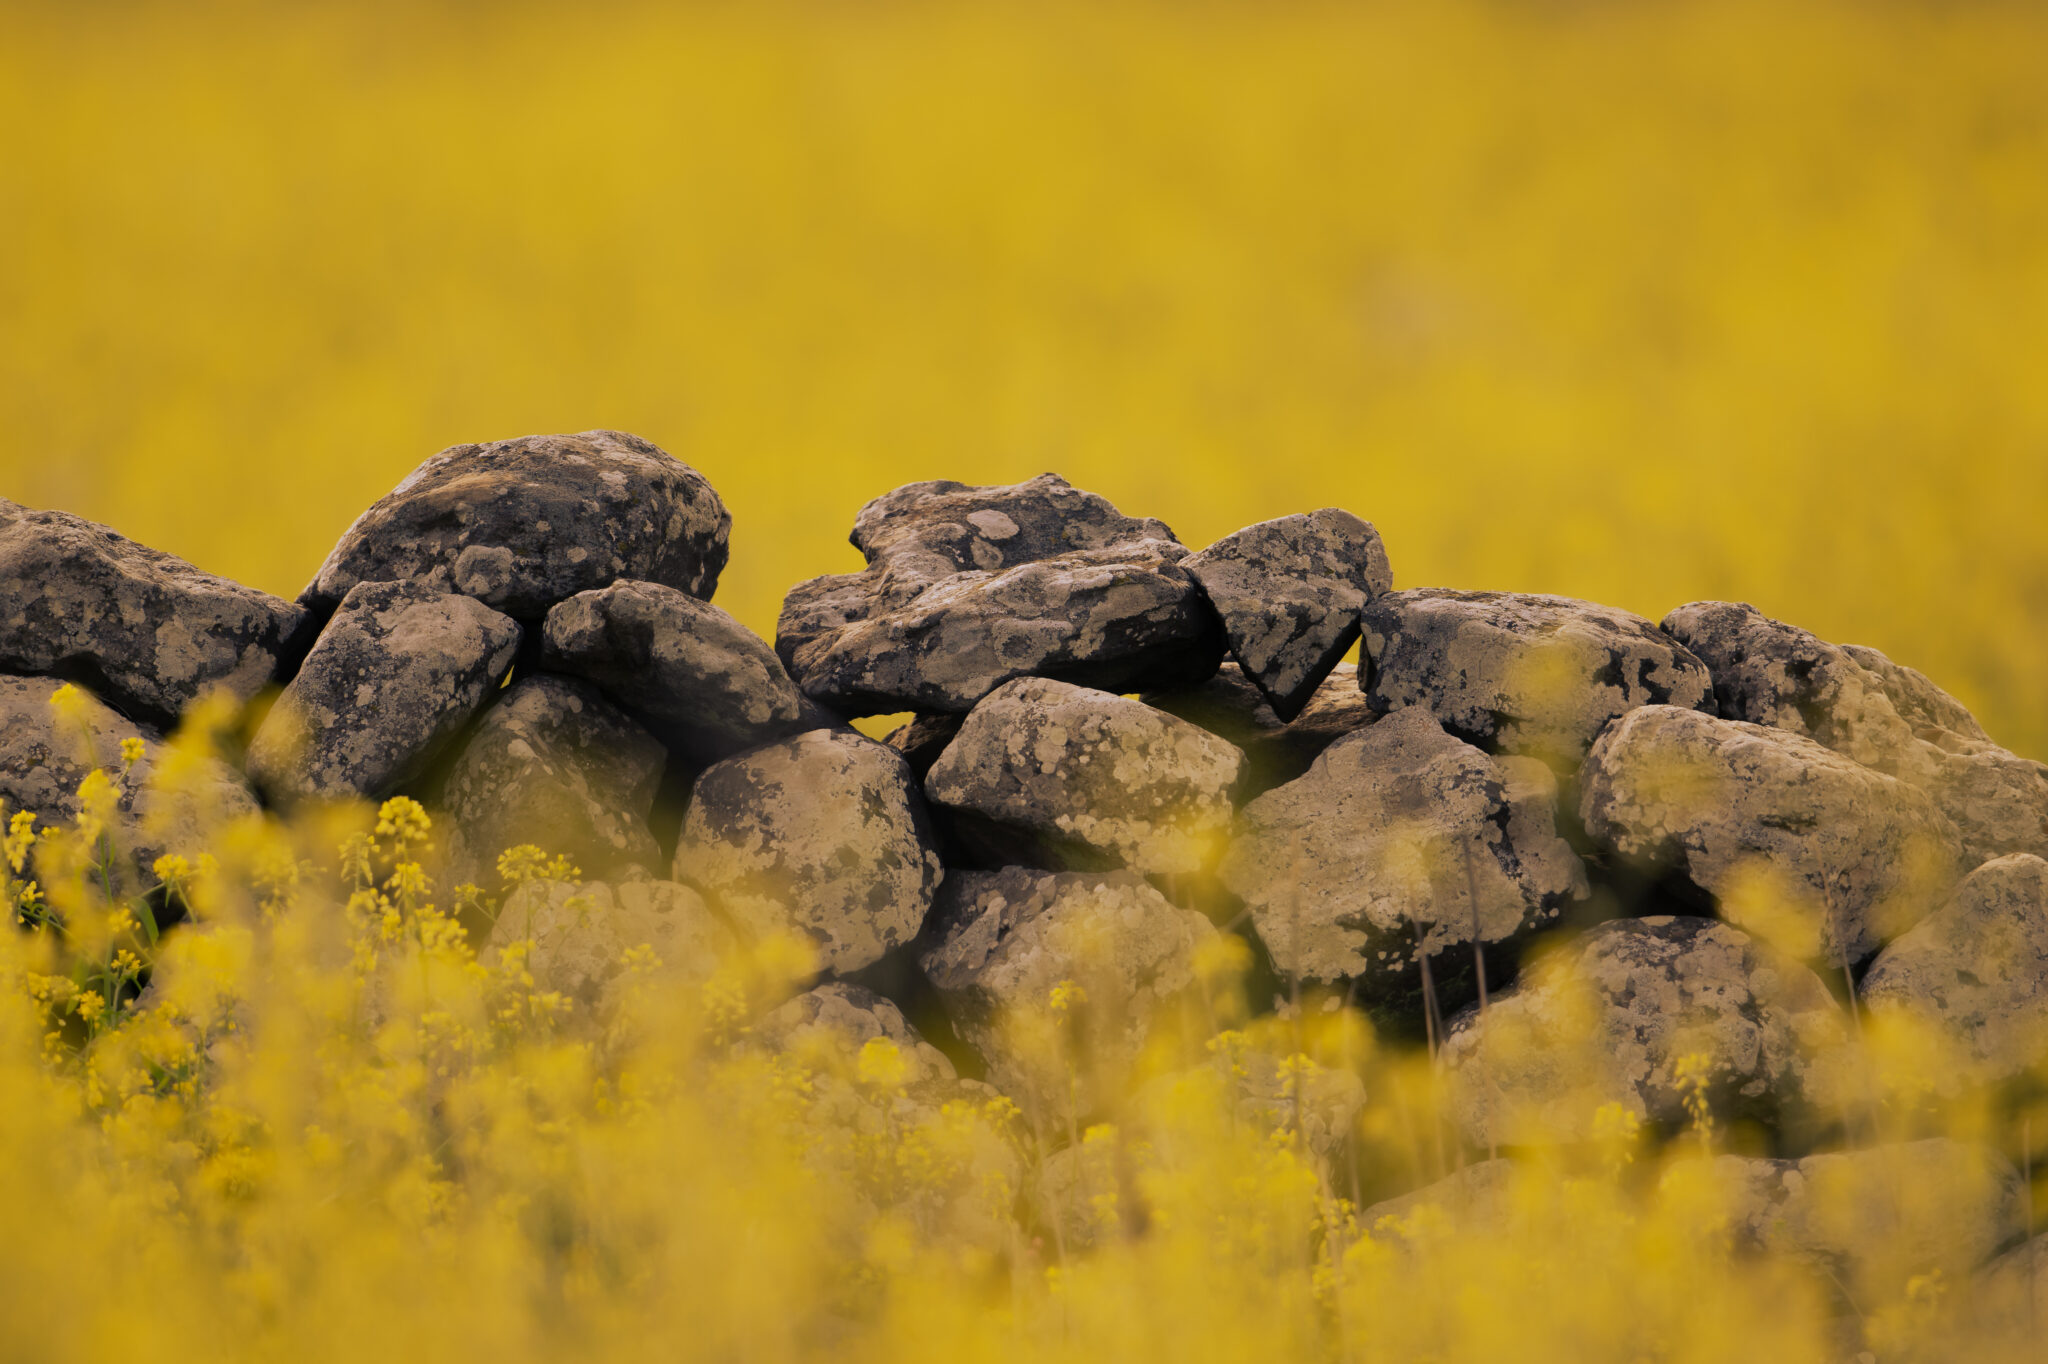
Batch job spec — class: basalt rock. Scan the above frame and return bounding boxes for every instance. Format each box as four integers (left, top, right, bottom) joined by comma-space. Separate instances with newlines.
0, 673, 258, 877
1182, 509, 1393, 722
541, 579, 803, 765
1144, 661, 1376, 796
673, 729, 941, 975
1663, 601, 2048, 865
923, 677, 1246, 876
775, 474, 1224, 716
1218, 708, 1587, 1007
1578, 705, 1963, 963
248, 580, 520, 803
1442, 917, 1848, 1150
1360, 590, 1714, 773
1862, 854, 2048, 1089
0, 498, 307, 726
487, 874, 733, 1013
303, 430, 730, 622
920, 867, 1216, 1125
439, 675, 667, 883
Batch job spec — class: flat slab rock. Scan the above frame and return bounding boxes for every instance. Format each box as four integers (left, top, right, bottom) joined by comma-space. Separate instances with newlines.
303, 430, 730, 622
920, 867, 1216, 1125
0, 673, 257, 877
1863, 853, 2048, 1089
1361, 589, 1713, 771
1182, 508, 1392, 722
1665, 601, 2048, 865
775, 473, 1224, 716
923, 676, 1246, 875
1144, 660, 1376, 796
488, 875, 733, 1014
440, 675, 667, 883
0, 497, 306, 726
541, 578, 803, 765
248, 580, 520, 803
673, 729, 941, 975
1218, 707, 1587, 1003
1579, 705, 1964, 963
1442, 916, 1848, 1150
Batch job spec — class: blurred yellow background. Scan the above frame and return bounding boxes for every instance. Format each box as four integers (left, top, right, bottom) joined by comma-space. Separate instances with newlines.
2, 0, 2043, 755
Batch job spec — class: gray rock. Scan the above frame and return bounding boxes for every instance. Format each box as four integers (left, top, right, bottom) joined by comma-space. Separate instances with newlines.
882, 713, 966, 781
0, 673, 257, 878
775, 473, 1224, 716
1579, 705, 1964, 963
753, 983, 957, 1086
0, 498, 306, 726
1182, 509, 1393, 722
541, 579, 802, 764
1862, 854, 2048, 1089
1677, 1140, 2024, 1290
248, 580, 520, 803
920, 867, 1217, 1126
487, 875, 733, 1013
303, 430, 730, 622
1218, 708, 1587, 1001
1361, 589, 1714, 771
923, 677, 1246, 875
673, 729, 941, 974
440, 675, 667, 882
1442, 917, 1848, 1149
1145, 661, 1376, 795
1664, 601, 2048, 865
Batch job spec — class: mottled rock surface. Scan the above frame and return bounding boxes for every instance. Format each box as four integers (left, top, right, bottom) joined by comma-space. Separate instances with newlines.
1219, 708, 1587, 1000
0, 498, 306, 725
1145, 661, 1376, 795
1862, 854, 2048, 1088
1361, 590, 1713, 771
776, 474, 1224, 715
0, 673, 257, 874
673, 730, 941, 974
754, 983, 957, 1085
303, 430, 730, 622
1664, 601, 2048, 864
1442, 917, 1847, 1149
882, 713, 966, 781
488, 875, 732, 1012
921, 867, 1216, 1124
248, 580, 520, 803
541, 579, 802, 764
923, 677, 1246, 875
440, 676, 667, 882
1182, 509, 1392, 722
1678, 1141, 2024, 1290
1579, 705, 1963, 962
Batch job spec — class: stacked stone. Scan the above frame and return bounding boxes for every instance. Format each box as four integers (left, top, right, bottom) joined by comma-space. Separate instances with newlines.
9, 432, 2048, 1302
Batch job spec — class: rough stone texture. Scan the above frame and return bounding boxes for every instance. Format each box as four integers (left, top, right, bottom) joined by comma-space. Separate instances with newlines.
1578, 705, 1964, 963
1679, 1140, 2024, 1290
0, 497, 307, 726
882, 713, 966, 781
440, 675, 667, 882
673, 729, 941, 974
1664, 600, 2048, 865
1360, 589, 1714, 771
1182, 509, 1393, 722
303, 430, 730, 622
541, 578, 803, 764
1219, 708, 1587, 999
920, 867, 1217, 1125
753, 983, 957, 1086
248, 580, 520, 803
923, 677, 1246, 875
775, 473, 1225, 716
1442, 917, 1848, 1149
1360, 1160, 1519, 1239
0, 673, 257, 875
1862, 854, 2048, 1089
1145, 661, 1376, 796
488, 875, 733, 1013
